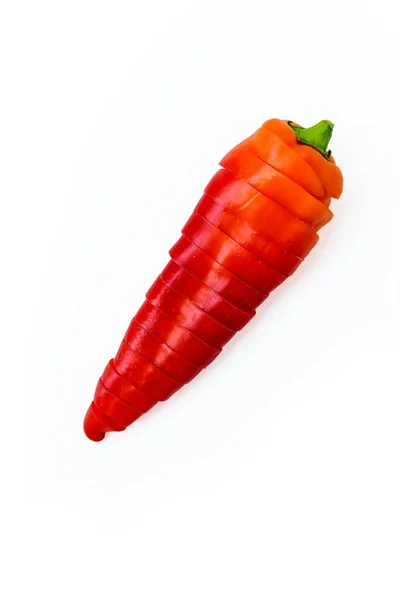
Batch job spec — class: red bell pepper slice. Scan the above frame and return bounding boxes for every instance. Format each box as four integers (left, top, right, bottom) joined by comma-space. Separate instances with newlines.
146, 277, 236, 349
114, 341, 182, 401
84, 401, 125, 442
101, 359, 158, 414
182, 213, 286, 294
94, 380, 142, 428
124, 319, 200, 384
205, 168, 256, 210
194, 194, 301, 276
170, 236, 264, 313
135, 300, 220, 369
161, 260, 254, 332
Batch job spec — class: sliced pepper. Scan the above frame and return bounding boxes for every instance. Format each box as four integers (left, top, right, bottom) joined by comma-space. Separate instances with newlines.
161, 260, 254, 331
262, 118, 298, 147
205, 168, 257, 211
169, 236, 263, 313
220, 147, 332, 229
114, 340, 182, 402
84, 401, 125, 442
224, 129, 325, 197
195, 193, 301, 275
293, 144, 343, 199
182, 213, 286, 294
94, 380, 142, 428
84, 118, 344, 442
135, 300, 220, 368
235, 195, 319, 259
204, 169, 318, 257
101, 359, 158, 414
124, 319, 200, 384
146, 277, 236, 349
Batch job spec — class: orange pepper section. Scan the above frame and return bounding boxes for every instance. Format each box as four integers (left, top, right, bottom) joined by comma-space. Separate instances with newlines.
236, 193, 318, 259
220, 147, 332, 230
227, 129, 325, 198
294, 144, 344, 198
262, 118, 298, 146
263, 119, 343, 198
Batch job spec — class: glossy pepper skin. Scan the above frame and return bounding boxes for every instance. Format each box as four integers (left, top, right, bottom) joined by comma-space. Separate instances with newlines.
83, 119, 343, 441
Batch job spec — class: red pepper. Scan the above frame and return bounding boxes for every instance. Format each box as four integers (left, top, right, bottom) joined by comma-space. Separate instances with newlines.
146, 277, 236, 349
135, 301, 220, 368
170, 236, 264, 312
93, 380, 140, 429
204, 169, 318, 259
124, 319, 200, 384
182, 213, 286, 294
194, 192, 302, 274
87, 401, 126, 439
114, 340, 182, 401
161, 260, 253, 331
83, 119, 344, 442
102, 359, 158, 414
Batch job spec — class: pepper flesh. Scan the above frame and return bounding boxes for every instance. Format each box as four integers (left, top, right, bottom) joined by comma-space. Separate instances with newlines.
83, 119, 343, 442
170, 236, 263, 312
161, 260, 253, 331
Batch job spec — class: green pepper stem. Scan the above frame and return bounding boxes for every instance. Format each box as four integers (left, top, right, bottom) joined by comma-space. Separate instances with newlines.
288, 120, 334, 159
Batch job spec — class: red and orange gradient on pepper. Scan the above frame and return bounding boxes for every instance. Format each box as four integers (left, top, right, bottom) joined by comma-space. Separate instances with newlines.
83, 119, 343, 442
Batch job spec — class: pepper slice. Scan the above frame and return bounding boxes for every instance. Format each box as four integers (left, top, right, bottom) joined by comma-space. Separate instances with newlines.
114, 340, 182, 401
204, 170, 318, 258
226, 129, 325, 197
235, 195, 318, 259
84, 401, 125, 442
293, 143, 343, 199
205, 168, 257, 211
146, 277, 236, 349
135, 300, 220, 369
262, 118, 298, 147
220, 148, 332, 229
101, 359, 159, 414
182, 213, 286, 294
94, 379, 142, 428
169, 236, 263, 313
195, 193, 301, 275
124, 319, 200, 384
161, 260, 254, 331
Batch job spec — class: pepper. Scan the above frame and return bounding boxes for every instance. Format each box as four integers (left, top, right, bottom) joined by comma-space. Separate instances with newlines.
124, 319, 200, 383
146, 277, 236, 349
204, 170, 315, 262
170, 236, 264, 312
101, 360, 159, 414
182, 213, 286, 294
195, 192, 305, 269
220, 135, 334, 229
135, 300, 220, 368
160, 260, 253, 331
114, 340, 182, 401
83, 119, 344, 442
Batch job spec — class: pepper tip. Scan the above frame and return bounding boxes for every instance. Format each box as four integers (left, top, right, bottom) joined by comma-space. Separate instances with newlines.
83, 404, 107, 442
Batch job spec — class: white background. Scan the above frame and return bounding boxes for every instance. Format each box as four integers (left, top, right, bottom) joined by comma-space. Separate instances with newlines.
2, 0, 400, 598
